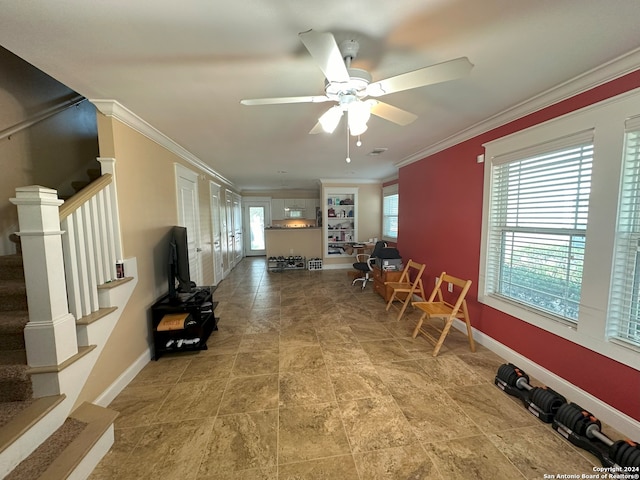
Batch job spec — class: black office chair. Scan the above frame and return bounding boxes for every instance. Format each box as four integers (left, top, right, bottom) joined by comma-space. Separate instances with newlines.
352, 241, 387, 290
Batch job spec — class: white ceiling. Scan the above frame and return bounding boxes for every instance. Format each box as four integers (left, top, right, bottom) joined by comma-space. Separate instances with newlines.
1, 0, 639, 191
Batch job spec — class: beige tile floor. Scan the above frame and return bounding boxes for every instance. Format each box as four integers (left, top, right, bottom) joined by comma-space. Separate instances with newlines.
89, 257, 601, 480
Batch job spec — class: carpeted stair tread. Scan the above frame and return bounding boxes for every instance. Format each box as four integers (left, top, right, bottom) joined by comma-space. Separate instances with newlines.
0, 395, 65, 454
4, 402, 117, 480
0, 311, 28, 351
0, 399, 35, 431
0, 255, 24, 282
0, 310, 28, 324
4, 417, 88, 480
0, 281, 28, 312
0, 310, 29, 332
0, 363, 32, 402
0, 349, 27, 365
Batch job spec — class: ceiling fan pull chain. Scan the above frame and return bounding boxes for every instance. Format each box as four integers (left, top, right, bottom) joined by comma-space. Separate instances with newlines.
346, 120, 351, 163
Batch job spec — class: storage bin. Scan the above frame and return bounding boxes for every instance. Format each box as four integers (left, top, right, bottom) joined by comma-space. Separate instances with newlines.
308, 258, 323, 271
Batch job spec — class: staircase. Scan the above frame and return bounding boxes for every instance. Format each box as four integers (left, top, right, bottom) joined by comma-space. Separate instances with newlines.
0, 158, 135, 479
0, 255, 31, 415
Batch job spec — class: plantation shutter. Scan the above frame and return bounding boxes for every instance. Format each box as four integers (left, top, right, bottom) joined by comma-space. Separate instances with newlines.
485, 130, 594, 322
608, 116, 640, 347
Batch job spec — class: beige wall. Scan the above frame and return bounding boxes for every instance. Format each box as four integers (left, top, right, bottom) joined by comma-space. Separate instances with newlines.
265, 228, 322, 259
355, 183, 383, 242
76, 112, 237, 405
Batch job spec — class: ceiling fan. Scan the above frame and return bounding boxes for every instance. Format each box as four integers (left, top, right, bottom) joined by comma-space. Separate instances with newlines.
240, 29, 473, 136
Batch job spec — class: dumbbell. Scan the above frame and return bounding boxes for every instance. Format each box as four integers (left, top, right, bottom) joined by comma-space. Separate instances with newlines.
553, 402, 640, 468
494, 363, 566, 423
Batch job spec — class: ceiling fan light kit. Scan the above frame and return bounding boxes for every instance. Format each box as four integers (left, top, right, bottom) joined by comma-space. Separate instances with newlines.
347, 100, 371, 136
319, 105, 343, 133
240, 29, 473, 161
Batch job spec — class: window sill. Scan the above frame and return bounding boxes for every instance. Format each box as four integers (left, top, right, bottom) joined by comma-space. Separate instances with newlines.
479, 293, 640, 372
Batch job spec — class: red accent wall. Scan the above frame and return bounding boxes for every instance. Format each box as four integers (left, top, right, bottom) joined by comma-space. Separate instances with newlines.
398, 70, 640, 421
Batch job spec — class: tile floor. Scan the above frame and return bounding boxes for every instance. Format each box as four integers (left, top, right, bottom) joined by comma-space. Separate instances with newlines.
89, 257, 601, 480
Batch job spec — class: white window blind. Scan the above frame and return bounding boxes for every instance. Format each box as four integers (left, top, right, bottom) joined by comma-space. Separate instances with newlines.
486, 133, 593, 322
608, 116, 640, 347
383, 184, 398, 240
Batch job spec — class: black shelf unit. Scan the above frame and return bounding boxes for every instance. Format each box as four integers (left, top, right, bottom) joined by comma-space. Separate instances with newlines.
150, 286, 218, 360
267, 256, 306, 272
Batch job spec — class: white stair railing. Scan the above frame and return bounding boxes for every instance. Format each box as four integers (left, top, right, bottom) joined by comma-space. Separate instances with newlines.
10, 157, 123, 367
59, 173, 122, 320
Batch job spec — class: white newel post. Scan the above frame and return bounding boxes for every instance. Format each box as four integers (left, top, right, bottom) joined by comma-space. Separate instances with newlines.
97, 157, 123, 263
10, 185, 79, 367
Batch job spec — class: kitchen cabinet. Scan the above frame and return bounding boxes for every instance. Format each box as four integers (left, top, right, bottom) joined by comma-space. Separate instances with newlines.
272, 198, 319, 221
271, 199, 285, 220
284, 199, 306, 209
305, 199, 318, 219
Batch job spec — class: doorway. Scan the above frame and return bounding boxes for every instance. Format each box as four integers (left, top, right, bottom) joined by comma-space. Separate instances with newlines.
243, 198, 270, 256
210, 181, 223, 285
175, 164, 202, 286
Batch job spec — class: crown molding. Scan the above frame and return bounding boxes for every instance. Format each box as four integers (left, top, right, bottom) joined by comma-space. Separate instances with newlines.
381, 174, 398, 185
318, 178, 381, 185
397, 48, 640, 169
90, 99, 235, 188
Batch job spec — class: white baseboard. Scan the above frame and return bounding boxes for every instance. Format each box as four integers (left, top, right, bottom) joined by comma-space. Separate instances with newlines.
93, 348, 151, 408
321, 264, 352, 270
451, 319, 640, 440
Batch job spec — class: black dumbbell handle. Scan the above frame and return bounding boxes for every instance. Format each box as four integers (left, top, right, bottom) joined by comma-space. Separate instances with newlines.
586, 424, 614, 447
515, 376, 533, 391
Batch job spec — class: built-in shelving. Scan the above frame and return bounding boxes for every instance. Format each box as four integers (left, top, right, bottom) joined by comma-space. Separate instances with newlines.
323, 188, 358, 258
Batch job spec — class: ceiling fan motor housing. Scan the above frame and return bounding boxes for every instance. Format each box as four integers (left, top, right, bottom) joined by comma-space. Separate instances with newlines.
325, 68, 372, 103
339, 39, 360, 61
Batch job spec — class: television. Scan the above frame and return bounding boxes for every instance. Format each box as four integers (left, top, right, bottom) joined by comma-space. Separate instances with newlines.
168, 226, 195, 301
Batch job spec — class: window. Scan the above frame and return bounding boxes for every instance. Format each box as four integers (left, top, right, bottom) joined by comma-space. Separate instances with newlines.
609, 116, 640, 347
479, 89, 640, 371
485, 132, 593, 323
382, 184, 399, 240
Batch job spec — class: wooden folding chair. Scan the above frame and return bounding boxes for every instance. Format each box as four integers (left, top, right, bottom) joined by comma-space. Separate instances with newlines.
411, 272, 475, 357
384, 260, 426, 321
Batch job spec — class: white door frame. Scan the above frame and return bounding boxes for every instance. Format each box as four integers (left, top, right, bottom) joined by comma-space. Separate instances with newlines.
225, 189, 234, 272
209, 181, 224, 285
174, 163, 203, 286
232, 193, 243, 264
243, 197, 271, 256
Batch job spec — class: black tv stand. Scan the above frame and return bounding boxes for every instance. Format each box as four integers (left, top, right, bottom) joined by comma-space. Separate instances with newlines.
168, 290, 197, 305
150, 285, 218, 360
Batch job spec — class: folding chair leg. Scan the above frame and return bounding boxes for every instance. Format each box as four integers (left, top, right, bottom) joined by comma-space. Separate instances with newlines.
385, 294, 395, 312
416, 279, 425, 302
432, 318, 456, 357
412, 313, 427, 339
461, 301, 476, 353
395, 296, 412, 321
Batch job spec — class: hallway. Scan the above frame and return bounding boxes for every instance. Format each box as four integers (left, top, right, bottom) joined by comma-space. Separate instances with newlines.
90, 257, 599, 479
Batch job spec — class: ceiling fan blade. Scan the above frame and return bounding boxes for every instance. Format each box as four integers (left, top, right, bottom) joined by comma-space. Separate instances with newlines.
367, 57, 473, 97
369, 100, 417, 126
309, 122, 325, 134
241, 95, 330, 106
299, 29, 350, 84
